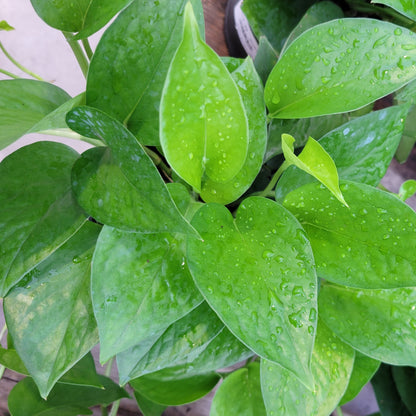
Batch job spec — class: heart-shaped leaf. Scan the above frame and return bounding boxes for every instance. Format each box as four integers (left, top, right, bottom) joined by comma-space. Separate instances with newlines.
265, 18, 416, 118
160, 2, 249, 191
284, 181, 416, 289
187, 197, 317, 383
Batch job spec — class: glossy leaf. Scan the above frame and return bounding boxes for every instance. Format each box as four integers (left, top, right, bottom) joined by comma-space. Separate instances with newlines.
211, 362, 266, 416
340, 352, 380, 405
265, 19, 416, 118
0, 141, 86, 296
116, 303, 224, 382
160, 3, 249, 191
187, 197, 317, 384
392, 366, 416, 414
131, 370, 220, 406
92, 224, 203, 362
282, 133, 347, 205
275, 105, 408, 201
371, 0, 416, 22
134, 391, 166, 416
254, 36, 278, 85
4, 221, 101, 398
67, 106, 195, 235
284, 181, 416, 288
0, 80, 70, 150
320, 283, 416, 366
261, 320, 355, 416
200, 57, 267, 204
8, 376, 128, 416
30, 0, 131, 36
399, 179, 416, 201
86, 0, 204, 146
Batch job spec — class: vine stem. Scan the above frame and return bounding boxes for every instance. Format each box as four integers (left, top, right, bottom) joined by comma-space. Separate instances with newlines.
144, 147, 173, 178
101, 357, 115, 416
336, 407, 344, 416
0, 68, 19, 79
0, 42, 44, 81
109, 400, 120, 416
0, 324, 8, 380
257, 161, 290, 198
62, 32, 89, 78
82, 38, 94, 60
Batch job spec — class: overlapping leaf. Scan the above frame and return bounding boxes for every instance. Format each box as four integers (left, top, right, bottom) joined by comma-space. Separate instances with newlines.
372, 0, 416, 22
187, 197, 317, 384
284, 181, 416, 288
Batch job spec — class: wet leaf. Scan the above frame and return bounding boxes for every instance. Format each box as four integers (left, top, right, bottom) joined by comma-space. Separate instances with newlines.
0, 142, 86, 296
284, 181, 416, 289
200, 58, 267, 204
4, 222, 100, 398
160, 3, 249, 192
86, 0, 204, 146
265, 19, 416, 118
320, 283, 416, 366
371, 0, 416, 22
261, 320, 354, 416
187, 197, 317, 384
210, 362, 266, 416
282, 133, 347, 205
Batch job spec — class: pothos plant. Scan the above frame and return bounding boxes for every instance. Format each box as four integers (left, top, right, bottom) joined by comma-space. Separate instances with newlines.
1, 0, 416, 415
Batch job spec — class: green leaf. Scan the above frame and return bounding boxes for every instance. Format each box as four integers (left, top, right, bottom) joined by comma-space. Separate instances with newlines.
92, 224, 203, 362
4, 221, 100, 398
187, 197, 317, 385
0, 20, 14, 31
211, 362, 266, 416
281, 1, 344, 54
392, 366, 416, 414
275, 105, 409, 201
116, 303, 224, 383
265, 19, 416, 118
0, 347, 28, 375
131, 370, 220, 406
200, 57, 267, 204
284, 181, 416, 289
160, 2, 249, 192
67, 107, 196, 235
254, 36, 278, 85
399, 179, 416, 201
134, 391, 166, 416
0, 141, 86, 296
371, 0, 416, 22
340, 352, 380, 405
319, 283, 416, 366
30, 0, 132, 35
8, 376, 128, 416
86, 0, 204, 146
0, 80, 71, 150
281, 133, 347, 206
261, 320, 355, 416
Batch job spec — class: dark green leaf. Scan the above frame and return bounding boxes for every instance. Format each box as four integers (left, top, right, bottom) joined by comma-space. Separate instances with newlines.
4, 221, 100, 398
0, 347, 28, 375
210, 362, 266, 416
0, 20, 14, 31
200, 57, 267, 204
340, 352, 380, 405
67, 107, 196, 235
8, 376, 128, 416
134, 391, 166, 416
371, 0, 416, 22
320, 283, 416, 366
187, 197, 317, 385
265, 19, 416, 118
254, 36, 278, 85
86, 0, 204, 146
284, 181, 416, 288
0, 141, 86, 296
392, 366, 416, 414
261, 320, 355, 416
160, 3, 248, 192
0, 80, 70, 150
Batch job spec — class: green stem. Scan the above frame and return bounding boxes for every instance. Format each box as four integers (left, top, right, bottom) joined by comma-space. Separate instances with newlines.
336, 406, 344, 416
109, 400, 120, 416
100, 358, 114, 416
0, 324, 8, 381
0, 68, 19, 78
144, 147, 172, 177
62, 32, 89, 78
0, 42, 44, 81
258, 161, 290, 198
82, 38, 94, 60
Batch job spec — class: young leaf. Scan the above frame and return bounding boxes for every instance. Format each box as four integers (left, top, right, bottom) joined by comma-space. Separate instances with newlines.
319, 283, 416, 366
160, 2, 249, 192
0, 141, 86, 296
284, 181, 416, 289
210, 362, 266, 416
67, 107, 196, 235
261, 320, 355, 416
265, 18, 416, 118
4, 221, 101, 398
399, 179, 416, 201
86, 0, 204, 146
8, 376, 128, 416
371, 0, 416, 22
200, 57, 267, 204
187, 197, 317, 385
0, 79, 71, 150
281, 133, 347, 206
0, 20, 14, 31
92, 224, 203, 362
